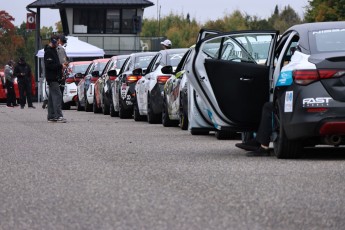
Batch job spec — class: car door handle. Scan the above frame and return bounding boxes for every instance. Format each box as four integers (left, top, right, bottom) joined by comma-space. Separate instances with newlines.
240, 77, 254, 82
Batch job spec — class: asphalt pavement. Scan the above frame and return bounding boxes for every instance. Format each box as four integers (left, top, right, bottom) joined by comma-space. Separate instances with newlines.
1, 103, 345, 230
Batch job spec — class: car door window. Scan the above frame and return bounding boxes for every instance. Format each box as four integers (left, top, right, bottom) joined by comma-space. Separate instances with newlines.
202, 34, 273, 65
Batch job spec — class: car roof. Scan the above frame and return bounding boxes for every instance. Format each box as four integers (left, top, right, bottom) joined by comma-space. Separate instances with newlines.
159, 48, 189, 55
285, 22, 345, 53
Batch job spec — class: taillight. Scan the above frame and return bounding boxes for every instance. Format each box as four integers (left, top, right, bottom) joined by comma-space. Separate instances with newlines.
91, 77, 98, 83
109, 76, 117, 81
65, 78, 74, 84
157, 75, 170, 84
126, 75, 141, 83
294, 69, 345, 85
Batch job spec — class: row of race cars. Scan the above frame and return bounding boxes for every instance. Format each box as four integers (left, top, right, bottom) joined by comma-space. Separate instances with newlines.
55, 21, 345, 159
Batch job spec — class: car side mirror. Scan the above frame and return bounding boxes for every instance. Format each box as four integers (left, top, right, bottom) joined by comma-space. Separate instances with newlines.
161, 65, 173, 74
107, 69, 117, 77
91, 70, 99, 77
132, 68, 142, 76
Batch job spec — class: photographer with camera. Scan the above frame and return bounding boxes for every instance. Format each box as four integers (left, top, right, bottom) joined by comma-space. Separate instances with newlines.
44, 35, 67, 123
13, 57, 35, 109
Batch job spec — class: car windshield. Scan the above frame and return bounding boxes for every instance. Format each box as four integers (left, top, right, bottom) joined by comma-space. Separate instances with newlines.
167, 53, 185, 67
310, 29, 345, 53
134, 55, 154, 69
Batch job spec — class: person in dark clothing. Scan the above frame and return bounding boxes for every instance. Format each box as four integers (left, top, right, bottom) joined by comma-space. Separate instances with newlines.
13, 57, 35, 109
235, 102, 273, 157
44, 35, 67, 123
4, 60, 18, 107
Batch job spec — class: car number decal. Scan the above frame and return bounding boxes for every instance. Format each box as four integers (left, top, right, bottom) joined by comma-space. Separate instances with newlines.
284, 91, 293, 113
121, 83, 128, 100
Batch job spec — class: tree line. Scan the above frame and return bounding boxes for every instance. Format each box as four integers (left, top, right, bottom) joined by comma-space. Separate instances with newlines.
1, 0, 344, 69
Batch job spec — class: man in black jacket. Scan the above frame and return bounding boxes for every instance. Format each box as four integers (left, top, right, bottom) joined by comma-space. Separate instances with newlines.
13, 57, 35, 109
44, 35, 67, 123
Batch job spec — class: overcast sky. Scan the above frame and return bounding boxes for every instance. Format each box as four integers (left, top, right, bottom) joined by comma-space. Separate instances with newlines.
2, 0, 309, 28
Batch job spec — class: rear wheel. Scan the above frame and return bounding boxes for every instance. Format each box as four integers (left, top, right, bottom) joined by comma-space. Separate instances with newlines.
273, 102, 301, 159
162, 96, 178, 127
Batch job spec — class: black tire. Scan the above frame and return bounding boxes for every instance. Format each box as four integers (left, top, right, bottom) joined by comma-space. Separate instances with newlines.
273, 102, 301, 159
215, 130, 237, 140
93, 95, 102, 113
102, 91, 110, 115
84, 93, 92, 112
162, 96, 178, 127
76, 97, 83, 111
179, 97, 189, 130
110, 103, 118, 117
62, 102, 70, 110
191, 130, 209, 135
119, 100, 131, 119
147, 94, 161, 124
133, 98, 145, 121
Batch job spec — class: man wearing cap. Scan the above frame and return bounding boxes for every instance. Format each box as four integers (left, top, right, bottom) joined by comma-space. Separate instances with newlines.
13, 57, 35, 109
44, 35, 67, 123
161, 39, 172, 50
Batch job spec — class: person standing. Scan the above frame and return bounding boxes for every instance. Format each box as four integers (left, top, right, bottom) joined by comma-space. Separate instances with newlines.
44, 35, 67, 123
4, 60, 18, 107
13, 57, 35, 109
56, 34, 69, 107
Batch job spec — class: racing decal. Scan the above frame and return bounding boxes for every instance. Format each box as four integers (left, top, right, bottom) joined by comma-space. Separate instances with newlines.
302, 97, 332, 107
284, 91, 293, 112
207, 109, 219, 129
121, 83, 128, 100
276, 70, 293, 87
126, 95, 131, 100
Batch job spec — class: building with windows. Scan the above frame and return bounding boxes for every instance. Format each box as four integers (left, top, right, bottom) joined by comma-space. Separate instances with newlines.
27, 0, 164, 56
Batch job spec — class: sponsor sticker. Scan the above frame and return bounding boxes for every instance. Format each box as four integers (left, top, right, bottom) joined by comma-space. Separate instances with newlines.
284, 91, 293, 112
276, 70, 293, 86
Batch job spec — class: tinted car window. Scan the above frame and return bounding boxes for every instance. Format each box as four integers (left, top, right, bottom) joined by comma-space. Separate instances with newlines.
167, 53, 184, 67
310, 29, 345, 53
134, 55, 154, 69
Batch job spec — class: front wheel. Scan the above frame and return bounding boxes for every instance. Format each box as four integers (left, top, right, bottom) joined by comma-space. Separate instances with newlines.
133, 99, 145, 121
273, 102, 301, 159
110, 103, 118, 117
102, 92, 110, 115
162, 96, 178, 127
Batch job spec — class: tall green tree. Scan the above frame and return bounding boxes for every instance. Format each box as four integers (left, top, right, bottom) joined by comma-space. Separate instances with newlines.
305, 0, 345, 22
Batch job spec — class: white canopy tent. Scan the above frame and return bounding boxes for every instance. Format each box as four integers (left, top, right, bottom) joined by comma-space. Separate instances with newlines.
36, 36, 105, 102
36, 36, 105, 58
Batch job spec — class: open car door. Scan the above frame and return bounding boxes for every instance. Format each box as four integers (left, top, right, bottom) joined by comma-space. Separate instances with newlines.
188, 30, 278, 131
